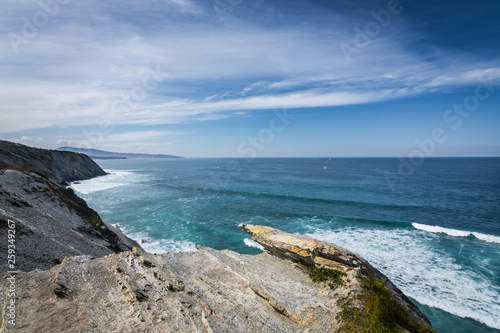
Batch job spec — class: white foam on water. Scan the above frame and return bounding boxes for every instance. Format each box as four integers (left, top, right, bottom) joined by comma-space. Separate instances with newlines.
473, 233, 500, 244
70, 170, 133, 194
139, 238, 197, 254
244, 238, 264, 250
307, 227, 500, 330
177, 197, 199, 203
122, 229, 197, 254
413, 223, 500, 244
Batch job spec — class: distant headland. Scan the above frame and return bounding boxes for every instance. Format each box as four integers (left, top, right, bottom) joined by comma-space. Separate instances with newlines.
57, 146, 183, 160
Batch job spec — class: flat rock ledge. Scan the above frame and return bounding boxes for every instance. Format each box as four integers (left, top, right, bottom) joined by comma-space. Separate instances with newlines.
0, 224, 434, 333
240, 223, 433, 330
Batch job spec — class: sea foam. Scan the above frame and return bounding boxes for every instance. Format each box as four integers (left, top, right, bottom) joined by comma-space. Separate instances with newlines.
70, 170, 133, 194
412, 223, 500, 244
122, 228, 197, 254
244, 238, 264, 250
307, 227, 500, 330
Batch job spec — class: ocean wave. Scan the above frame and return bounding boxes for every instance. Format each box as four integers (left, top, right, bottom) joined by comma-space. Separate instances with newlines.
412, 223, 500, 244
70, 170, 133, 194
176, 197, 199, 203
244, 238, 264, 250
307, 227, 500, 330
122, 228, 197, 254
139, 238, 197, 254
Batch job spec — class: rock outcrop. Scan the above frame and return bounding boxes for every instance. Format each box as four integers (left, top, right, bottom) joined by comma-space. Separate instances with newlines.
0, 140, 106, 185
0, 224, 435, 333
240, 223, 433, 330
0, 170, 139, 272
0, 141, 138, 272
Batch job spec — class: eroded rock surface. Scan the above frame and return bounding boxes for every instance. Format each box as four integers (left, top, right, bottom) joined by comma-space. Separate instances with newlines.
0, 170, 138, 272
240, 223, 433, 329
0, 224, 434, 333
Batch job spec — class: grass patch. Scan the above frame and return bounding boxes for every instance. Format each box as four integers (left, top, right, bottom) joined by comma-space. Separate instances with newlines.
338, 276, 436, 333
303, 265, 346, 290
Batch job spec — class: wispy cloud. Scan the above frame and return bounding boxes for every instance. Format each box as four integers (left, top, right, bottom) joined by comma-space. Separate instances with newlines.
101, 131, 183, 142
1, 0, 498, 137
424, 68, 500, 88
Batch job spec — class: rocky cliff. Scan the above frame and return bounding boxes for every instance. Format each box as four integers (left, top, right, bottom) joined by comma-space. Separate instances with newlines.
0, 140, 106, 185
0, 224, 435, 333
0, 169, 139, 272
0, 141, 138, 272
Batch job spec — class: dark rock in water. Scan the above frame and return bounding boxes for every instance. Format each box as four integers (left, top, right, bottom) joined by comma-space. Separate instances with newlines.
0, 140, 106, 185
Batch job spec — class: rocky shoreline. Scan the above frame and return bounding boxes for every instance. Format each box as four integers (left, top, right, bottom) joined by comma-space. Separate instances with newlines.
0, 223, 435, 333
0, 141, 436, 332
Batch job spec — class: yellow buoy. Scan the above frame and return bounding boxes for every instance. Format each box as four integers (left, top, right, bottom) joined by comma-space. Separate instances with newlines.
323, 166, 327, 170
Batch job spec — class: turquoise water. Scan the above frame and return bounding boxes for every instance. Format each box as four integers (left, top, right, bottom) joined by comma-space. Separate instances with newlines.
71, 157, 500, 332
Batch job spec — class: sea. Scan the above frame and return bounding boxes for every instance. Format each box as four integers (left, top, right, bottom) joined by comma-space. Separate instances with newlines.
70, 157, 500, 333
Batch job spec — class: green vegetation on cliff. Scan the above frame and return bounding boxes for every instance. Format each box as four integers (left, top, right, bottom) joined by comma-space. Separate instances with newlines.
303, 265, 346, 290
339, 275, 437, 333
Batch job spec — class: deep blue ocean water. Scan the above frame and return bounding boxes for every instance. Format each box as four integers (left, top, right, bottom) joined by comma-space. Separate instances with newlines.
71, 157, 500, 332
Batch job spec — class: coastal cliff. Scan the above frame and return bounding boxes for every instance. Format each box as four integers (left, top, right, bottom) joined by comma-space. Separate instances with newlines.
0, 141, 138, 271
0, 140, 107, 185
0, 141, 435, 332
0, 170, 139, 272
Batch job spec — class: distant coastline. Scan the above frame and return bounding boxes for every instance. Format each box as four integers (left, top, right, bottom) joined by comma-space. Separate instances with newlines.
57, 146, 183, 160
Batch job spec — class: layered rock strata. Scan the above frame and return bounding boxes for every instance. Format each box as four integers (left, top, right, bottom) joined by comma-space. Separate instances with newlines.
0, 224, 434, 332
0, 140, 106, 185
0, 170, 138, 272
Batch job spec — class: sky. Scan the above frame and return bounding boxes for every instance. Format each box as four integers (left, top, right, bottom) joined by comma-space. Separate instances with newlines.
1, 0, 499, 157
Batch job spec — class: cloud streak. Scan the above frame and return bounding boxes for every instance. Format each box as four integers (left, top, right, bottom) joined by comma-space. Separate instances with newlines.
1, 0, 499, 148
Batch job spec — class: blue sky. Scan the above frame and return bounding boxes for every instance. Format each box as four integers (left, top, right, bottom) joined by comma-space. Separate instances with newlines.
1, 0, 499, 157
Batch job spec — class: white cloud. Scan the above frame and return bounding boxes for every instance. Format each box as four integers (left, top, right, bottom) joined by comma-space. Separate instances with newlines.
424, 68, 500, 88
55, 139, 84, 148
19, 136, 44, 145
0, 0, 498, 136
102, 131, 182, 143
